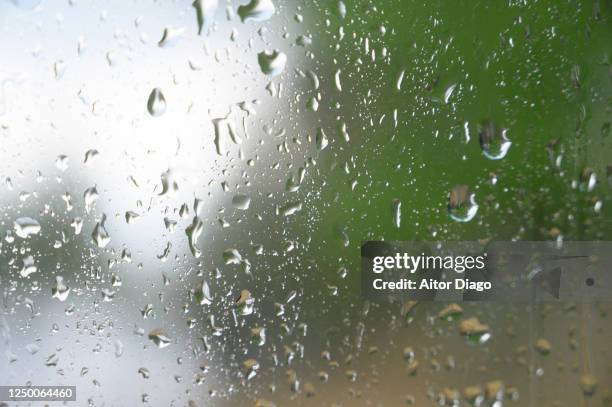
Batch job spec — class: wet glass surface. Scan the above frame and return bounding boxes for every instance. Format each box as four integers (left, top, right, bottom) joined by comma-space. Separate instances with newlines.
1, 0, 611, 405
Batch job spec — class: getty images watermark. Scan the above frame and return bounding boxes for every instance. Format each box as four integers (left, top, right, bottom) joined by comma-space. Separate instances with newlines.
361, 241, 612, 302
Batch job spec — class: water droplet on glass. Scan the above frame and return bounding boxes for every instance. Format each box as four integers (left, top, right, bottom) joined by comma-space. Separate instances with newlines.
396, 69, 405, 91
148, 329, 171, 349
157, 242, 172, 262
195, 279, 212, 305
125, 211, 140, 224
54, 60, 65, 80
278, 201, 302, 216
443, 83, 457, 104
579, 374, 598, 397
579, 168, 597, 192
336, 0, 347, 18
334, 69, 342, 91
296, 35, 312, 47
192, 0, 218, 35
237, 0, 275, 23
51, 276, 70, 301
478, 120, 512, 160
390, 198, 402, 229
157, 26, 184, 48
83, 149, 99, 164
55, 155, 69, 171
447, 185, 479, 222
235, 289, 254, 316
251, 327, 266, 346
19, 255, 37, 277
71, 217, 83, 235
14, 217, 41, 238
257, 50, 287, 76
114, 340, 124, 358
232, 194, 251, 210
83, 186, 99, 214
315, 127, 328, 150
101, 288, 115, 302
186, 216, 204, 257
535, 338, 552, 355
158, 169, 178, 196
459, 317, 490, 340
242, 358, 260, 380
147, 88, 166, 117
91, 214, 111, 248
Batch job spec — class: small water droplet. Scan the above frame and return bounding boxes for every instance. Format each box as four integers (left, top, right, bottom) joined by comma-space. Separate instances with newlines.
54, 60, 66, 80
392, 199, 401, 229
147, 88, 166, 117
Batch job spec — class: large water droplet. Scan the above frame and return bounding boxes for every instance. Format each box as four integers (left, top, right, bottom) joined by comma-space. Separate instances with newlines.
579, 374, 598, 397
336, 0, 347, 18
232, 194, 251, 210
19, 255, 37, 277
315, 127, 328, 150
83, 186, 99, 214
278, 201, 302, 216
91, 214, 111, 248
125, 211, 140, 224
243, 359, 260, 380
55, 155, 69, 171
235, 289, 254, 316
158, 169, 178, 196
14, 217, 41, 238
459, 317, 490, 337
148, 329, 172, 348
157, 26, 184, 48
186, 216, 204, 257
237, 0, 275, 23
257, 50, 287, 76
579, 168, 597, 192
192, 0, 218, 35
51, 276, 70, 301
195, 279, 212, 305
443, 83, 457, 104
447, 185, 479, 222
83, 149, 99, 164
479, 120, 512, 160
